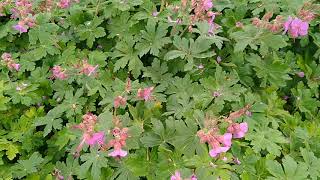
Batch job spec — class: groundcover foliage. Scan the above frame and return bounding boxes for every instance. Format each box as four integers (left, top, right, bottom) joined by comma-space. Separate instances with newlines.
0, 0, 320, 179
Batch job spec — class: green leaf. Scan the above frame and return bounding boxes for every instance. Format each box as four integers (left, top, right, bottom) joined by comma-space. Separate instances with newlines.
12, 152, 44, 179
246, 53, 291, 87
231, 25, 287, 54
300, 148, 320, 180
6, 143, 19, 160
79, 149, 109, 180
165, 36, 215, 70
171, 118, 206, 157
135, 20, 171, 57
34, 106, 65, 137
112, 36, 143, 78
77, 17, 106, 48
266, 156, 308, 180
246, 126, 287, 156
56, 156, 80, 179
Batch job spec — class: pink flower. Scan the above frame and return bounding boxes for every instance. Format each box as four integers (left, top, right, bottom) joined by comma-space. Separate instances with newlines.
58, 0, 71, 9
236, 21, 243, 28
10, 63, 20, 71
218, 133, 232, 147
203, 0, 213, 11
170, 171, 182, 180
137, 87, 154, 101
297, 71, 305, 78
85, 131, 105, 146
1, 53, 12, 60
283, 16, 293, 33
108, 148, 128, 157
209, 146, 230, 157
52, 66, 68, 80
114, 96, 127, 108
233, 157, 241, 165
227, 122, 248, 138
80, 60, 98, 76
13, 24, 28, 33
283, 17, 309, 38
152, 11, 159, 17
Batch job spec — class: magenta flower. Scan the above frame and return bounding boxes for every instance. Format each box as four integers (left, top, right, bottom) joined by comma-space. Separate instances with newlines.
283, 16, 309, 38
227, 122, 248, 138
218, 133, 232, 147
137, 87, 154, 101
209, 146, 230, 157
203, 0, 213, 11
58, 0, 71, 9
13, 24, 28, 33
108, 148, 128, 158
11, 63, 20, 71
170, 171, 182, 180
85, 131, 105, 146
190, 174, 198, 180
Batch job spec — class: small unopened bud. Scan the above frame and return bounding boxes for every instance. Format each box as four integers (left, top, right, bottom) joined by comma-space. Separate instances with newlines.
216, 56, 222, 63
297, 71, 305, 78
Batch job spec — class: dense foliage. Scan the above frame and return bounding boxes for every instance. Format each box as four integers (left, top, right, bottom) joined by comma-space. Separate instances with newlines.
0, 0, 320, 179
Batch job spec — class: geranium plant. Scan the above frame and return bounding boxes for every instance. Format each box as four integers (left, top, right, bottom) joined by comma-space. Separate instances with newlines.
0, 0, 320, 179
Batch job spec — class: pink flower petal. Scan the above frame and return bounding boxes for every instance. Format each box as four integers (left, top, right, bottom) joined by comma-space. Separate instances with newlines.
108, 148, 128, 157
209, 146, 230, 157
221, 133, 232, 147
85, 131, 105, 146
170, 171, 182, 180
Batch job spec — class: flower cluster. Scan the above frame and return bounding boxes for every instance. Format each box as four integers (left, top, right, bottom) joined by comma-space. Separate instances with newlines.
283, 16, 309, 38
170, 171, 197, 180
137, 87, 154, 101
51, 60, 99, 80
113, 78, 154, 109
1, 53, 20, 71
107, 127, 129, 158
198, 106, 250, 158
197, 129, 232, 157
114, 96, 127, 109
298, 2, 317, 22
0, 0, 10, 16
58, 0, 79, 9
73, 113, 105, 155
78, 60, 99, 77
251, 12, 284, 33
11, 0, 36, 33
51, 66, 68, 80
189, 0, 220, 34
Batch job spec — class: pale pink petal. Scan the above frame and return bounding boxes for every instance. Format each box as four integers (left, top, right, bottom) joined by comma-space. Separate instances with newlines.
283, 16, 292, 34
12, 63, 20, 71
13, 24, 28, 33
108, 148, 128, 157
203, 0, 213, 11
221, 133, 232, 147
299, 21, 309, 36
209, 146, 230, 157
170, 171, 182, 180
